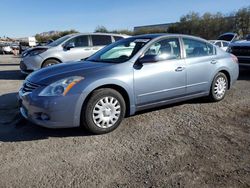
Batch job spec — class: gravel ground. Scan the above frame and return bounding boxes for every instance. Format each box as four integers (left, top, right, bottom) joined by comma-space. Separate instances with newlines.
0, 55, 249, 188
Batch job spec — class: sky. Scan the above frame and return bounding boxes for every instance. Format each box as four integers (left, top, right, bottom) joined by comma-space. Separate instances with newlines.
0, 0, 249, 38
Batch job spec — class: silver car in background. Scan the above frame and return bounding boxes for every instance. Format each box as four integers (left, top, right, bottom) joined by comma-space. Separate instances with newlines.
209, 40, 230, 51
19, 34, 239, 134
20, 33, 129, 74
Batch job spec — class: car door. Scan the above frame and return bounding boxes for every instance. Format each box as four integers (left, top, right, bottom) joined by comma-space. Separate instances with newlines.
134, 37, 186, 107
182, 37, 216, 95
90, 35, 113, 54
62, 35, 92, 62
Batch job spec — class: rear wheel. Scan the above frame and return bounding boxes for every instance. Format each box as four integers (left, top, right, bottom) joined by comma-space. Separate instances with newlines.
42, 59, 60, 68
82, 88, 126, 134
209, 72, 228, 102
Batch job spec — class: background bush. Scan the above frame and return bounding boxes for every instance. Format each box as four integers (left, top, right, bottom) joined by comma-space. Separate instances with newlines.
35, 6, 250, 42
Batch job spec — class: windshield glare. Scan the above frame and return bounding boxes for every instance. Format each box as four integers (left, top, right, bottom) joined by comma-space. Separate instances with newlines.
87, 38, 151, 63
48, 35, 72, 47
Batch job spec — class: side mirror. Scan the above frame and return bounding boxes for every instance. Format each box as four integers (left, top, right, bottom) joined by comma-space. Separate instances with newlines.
64, 42, 75, 50
138, 55, 158, 63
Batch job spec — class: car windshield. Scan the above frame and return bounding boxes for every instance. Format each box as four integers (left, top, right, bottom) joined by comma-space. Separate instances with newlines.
87, 38, 151, 63
48, 35, 72, 47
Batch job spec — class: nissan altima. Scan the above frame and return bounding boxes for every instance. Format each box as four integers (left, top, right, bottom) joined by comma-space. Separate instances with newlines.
18, 34, 239, 134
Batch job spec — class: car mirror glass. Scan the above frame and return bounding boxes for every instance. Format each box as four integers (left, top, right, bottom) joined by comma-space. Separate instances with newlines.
65, 42, 75, 50
138, 55, 158, 63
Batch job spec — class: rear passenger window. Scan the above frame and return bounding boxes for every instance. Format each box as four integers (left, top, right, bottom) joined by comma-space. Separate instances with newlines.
114, 36, 124, 41
183, 38, 215, 58
92, 35, 112, 46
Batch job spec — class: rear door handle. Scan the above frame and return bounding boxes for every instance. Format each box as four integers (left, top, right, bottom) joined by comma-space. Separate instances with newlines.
211, 60, 217, 64
84, 48, 91, 51
175, 67, 185, 72
92, 47, 100, 50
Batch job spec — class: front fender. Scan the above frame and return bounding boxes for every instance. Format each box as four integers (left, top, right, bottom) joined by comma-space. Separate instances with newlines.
72, 79, 136, 127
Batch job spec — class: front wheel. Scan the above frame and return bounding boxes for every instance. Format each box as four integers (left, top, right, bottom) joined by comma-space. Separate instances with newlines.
209, 72, 228, 102
82, 88, 126, 134
42, 59, 60, 68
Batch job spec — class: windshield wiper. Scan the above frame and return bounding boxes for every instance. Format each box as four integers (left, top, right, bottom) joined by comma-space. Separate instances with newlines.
88, 59, 115, 63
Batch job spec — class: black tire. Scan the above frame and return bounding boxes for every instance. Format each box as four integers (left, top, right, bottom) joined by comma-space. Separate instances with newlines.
42, 59, 60, 68
82, 88, 126, 134
209, 72, 228, 102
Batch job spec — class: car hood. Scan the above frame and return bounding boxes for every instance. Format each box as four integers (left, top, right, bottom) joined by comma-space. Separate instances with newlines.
26, 61, 112, 85
22, 46, 50, 57
230, 40, 250, 47
218, 33, 238, 42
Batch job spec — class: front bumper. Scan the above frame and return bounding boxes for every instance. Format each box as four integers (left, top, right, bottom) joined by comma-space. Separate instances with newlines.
18, 90, 81, 128
20, 55, 44, 74
20, 60, 33, 74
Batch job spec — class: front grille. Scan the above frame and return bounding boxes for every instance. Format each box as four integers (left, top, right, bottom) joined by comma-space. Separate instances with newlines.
231, 46, 250, 57
22, 81, 40, 93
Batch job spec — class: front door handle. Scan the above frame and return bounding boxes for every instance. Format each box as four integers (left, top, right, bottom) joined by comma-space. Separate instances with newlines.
211, 60, 217, 64
175, 67, 185, 72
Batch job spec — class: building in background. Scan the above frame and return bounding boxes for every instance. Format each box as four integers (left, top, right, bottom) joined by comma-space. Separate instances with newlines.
134, 22, 176, 33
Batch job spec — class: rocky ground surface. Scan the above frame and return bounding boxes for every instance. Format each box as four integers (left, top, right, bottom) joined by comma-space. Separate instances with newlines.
0, 55, 249, 187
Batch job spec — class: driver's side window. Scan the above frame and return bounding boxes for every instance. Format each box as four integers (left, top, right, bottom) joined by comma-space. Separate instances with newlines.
145, 38, 181, 60
65, 36, 89, 48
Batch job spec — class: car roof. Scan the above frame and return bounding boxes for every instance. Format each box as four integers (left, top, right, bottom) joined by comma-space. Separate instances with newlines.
67, 32, 129, 38
130, 33, 208, 41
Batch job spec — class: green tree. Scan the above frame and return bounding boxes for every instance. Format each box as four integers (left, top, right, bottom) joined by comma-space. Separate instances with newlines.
95, 26, 109, 33
235, 6, 250, 37
35, 30, 78, 43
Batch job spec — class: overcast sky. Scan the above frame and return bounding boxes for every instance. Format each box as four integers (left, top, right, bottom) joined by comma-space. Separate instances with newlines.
1, 0, 249, 38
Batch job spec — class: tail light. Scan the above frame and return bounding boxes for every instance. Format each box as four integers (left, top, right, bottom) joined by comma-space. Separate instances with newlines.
230, 54, 238, 64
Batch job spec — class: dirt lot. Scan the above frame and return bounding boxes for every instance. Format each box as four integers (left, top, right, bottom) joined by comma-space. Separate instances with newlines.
0, 55, 249, 187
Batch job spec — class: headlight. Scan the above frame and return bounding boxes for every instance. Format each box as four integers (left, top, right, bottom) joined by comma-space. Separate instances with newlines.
29, 49, 48, 56
22, 51, 28, 57
39, 76, 84, 96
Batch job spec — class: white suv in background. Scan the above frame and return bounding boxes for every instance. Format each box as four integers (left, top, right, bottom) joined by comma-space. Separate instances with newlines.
209, 40, 230, 51
20, 33, 129, 74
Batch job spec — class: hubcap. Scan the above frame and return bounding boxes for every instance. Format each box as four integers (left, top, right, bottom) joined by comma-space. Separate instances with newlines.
214, 77, 227, 99
92, 96, 121, 128
45, 63, 54, 67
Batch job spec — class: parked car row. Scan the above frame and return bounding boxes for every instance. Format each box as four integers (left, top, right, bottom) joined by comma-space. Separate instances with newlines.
209, 32, 250, 67
18, 33, 239, 134
209, 32, 239, 51
0, 43, 18, 54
